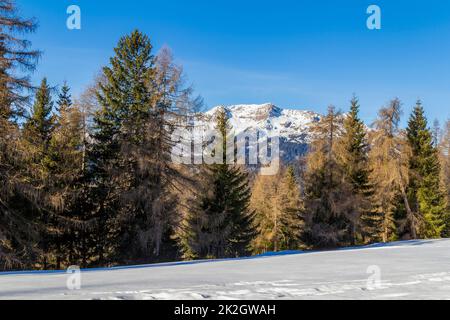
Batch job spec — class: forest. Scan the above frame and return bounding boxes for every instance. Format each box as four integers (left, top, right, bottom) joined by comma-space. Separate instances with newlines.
0, 1, 449, 270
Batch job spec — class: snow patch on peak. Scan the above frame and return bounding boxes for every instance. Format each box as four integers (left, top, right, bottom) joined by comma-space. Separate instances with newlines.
200, 103, 321, 163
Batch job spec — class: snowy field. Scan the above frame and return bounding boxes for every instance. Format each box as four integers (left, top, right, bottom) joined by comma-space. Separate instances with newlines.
1, 239, 450, 300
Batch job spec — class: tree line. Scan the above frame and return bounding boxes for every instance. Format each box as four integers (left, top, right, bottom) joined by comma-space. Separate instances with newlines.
0, 1, 449, 270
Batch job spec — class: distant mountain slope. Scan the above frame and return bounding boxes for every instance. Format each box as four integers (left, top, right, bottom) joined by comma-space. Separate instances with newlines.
197, 103, 321, 163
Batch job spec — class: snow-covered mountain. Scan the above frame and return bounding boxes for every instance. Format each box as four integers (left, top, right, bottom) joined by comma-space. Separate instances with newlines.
197, 103, 321, 163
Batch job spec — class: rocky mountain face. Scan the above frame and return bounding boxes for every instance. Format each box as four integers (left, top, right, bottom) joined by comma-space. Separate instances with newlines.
197, 103, 321, 164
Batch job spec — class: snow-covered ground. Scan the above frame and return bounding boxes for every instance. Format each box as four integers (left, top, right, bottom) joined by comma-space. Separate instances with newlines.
2, 239, 450, 300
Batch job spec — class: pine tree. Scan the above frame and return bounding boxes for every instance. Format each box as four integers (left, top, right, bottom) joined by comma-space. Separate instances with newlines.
338, 96, 373, 244
180, 108, 255, 259
406, 101, 446, 238
0, 0, 40, 269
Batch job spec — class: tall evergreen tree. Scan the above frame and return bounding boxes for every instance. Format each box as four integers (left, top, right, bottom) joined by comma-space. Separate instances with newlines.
56, 82, 72, 112
339, 96, 373, 244
22, 78, 55, 268
24, 78, 54, 149
90, 31, 199, 264
406, 101, 446, 238
91, 30, 156, 264
180, 108, 255, 259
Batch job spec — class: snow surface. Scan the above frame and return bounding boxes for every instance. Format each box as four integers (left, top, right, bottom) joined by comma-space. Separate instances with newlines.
2, 239, 450, 300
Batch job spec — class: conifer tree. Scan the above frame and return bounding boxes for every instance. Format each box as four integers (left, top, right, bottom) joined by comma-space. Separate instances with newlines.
22, 78, 55, 268
303, 106, 354, 248
56, 82, 72, 112
369, 99, 409, 242
0, 0, 40, 269
338, 96, 373, 244
43, 84, 88, 269
91, 30, 156, 264
91, 32, 199, 264
250, 174, 278, 253
180, 108, 255, 259
406, 101, 446, 238
251, 167, 303, 253
275, 166, 304, 250
440, 120, 450, 236
24, 78, 54, 151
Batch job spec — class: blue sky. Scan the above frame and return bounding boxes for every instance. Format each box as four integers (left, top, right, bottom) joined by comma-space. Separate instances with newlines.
18, 0, 450, 126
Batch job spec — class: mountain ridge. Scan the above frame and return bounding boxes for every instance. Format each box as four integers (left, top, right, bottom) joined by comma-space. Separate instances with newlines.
199, 103, 321, 163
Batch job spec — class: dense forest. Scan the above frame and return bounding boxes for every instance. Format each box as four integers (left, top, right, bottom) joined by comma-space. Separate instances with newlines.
0, 1, 449, 270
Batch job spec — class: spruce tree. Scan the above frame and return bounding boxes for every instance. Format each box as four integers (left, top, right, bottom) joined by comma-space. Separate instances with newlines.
91, 30, 156, 264
339, 96, 373, 244
406, 101, 446, 238
56, 82, 72, 112
91, 30, 193, 264
24, 78, 54, 150
181, 108, 255, 259
22, 78, 56, 268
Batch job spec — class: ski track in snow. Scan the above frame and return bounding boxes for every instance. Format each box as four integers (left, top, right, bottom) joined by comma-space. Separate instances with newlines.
1, 239, 450, 300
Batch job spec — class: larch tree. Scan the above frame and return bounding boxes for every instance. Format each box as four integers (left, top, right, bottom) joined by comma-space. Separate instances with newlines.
44, 83, 88, 269
0, 0, 40, 269
303, 106, 354, 248
250, 173, 279, 254
439, 120, 450, 237
369, 99, 409, 242
251, 167, 303, 254
275, 166, 304, 250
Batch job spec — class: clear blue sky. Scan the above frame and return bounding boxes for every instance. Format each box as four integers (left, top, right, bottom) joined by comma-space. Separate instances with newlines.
18, 0, 450, 126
